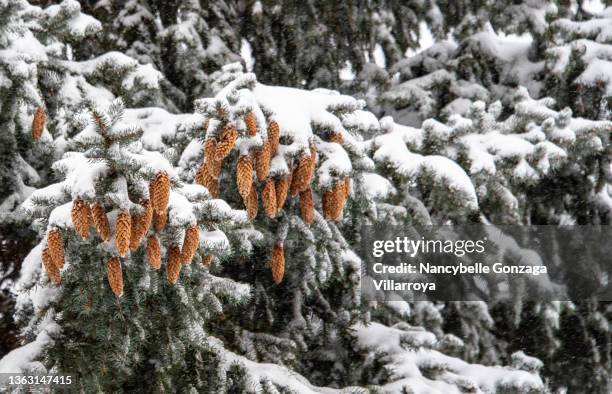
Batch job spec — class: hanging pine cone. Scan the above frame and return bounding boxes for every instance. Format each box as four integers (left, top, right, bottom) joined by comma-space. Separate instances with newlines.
202, 254, 214, 267
329, 131, 343, 144
32, 107, 45, 141
146, 235, 161, 269
115, 209, 131, 257
245, 111, 257, 136
328, 181, 345, 220
106, 256, 124, 297
300, 187, 315, 225
290, 154, 313, 196
42, 246, 60, 285
215, 123, 237, 161
181, 224, 200, 264
255, 140, 271, 181
270, 243, 285, 284
267, 120, 280, 156
236, 155, 253, 200
130, 200, 153, 251
167, 245, 182, 285
196, 161, 219, 198
91, 202, 111, 241
153, 209, 167, 232
150, 171, 171, 214
323, 189, 334, 220
245, 187, 258, 220
47, 228, 64, 269
204, 138, 220, 175
71, 198, 91, 239
262, 179, 277, 218
275, 175, 290, 212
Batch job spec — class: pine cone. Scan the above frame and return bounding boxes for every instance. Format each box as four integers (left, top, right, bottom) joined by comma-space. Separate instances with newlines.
71, 198, 91, 239
329, 131, 343, 144
330, 181, 346, 220
262, 179, 277, 218
181, 224, 200, 264
146, 235, 161, 269
290, 154, 313, 196
150, 171, 171, 214
236, 155, 253, 200
270, 243, 285, 284
42, 246, 60, 285
202, 254, 214, 267
32, 107, 45, 141
204, 138, 220, 175
153, 209, 167, 232
106, 256, 124, 297
196, 161, 219, 197
47, 228, 65, 269
215, 123, 237, 161
245, 111, 257, 136
255, 140, 271, 181
91, 202, 111, 241
245, 187, 258, 220
300, 187, 315, 225
267, 120, 280, 156
130, 200, 153, 251
166, 245, 182, 285
275, 175, 290, 212
115, 209, 132, 257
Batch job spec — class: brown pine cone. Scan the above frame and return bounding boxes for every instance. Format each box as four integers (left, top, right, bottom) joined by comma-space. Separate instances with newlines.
262, 179, 277, 218
275, 175, 290, 212
245, 187, 258, 220
106, 256, 124, 297
71, 198, 91, 239
215, 123, 237, 161
115, 209, 132, 257
245, 111, 257, 136
47, 228, 65, 269
130, 200, 153, 251
42, 246, 60, 285
255, 140, 271, 181
150, 171, 171, 214
32, 107, 45, 141
267, 120, 280, 156
236, 155, 253, 201
146, 235, 161, 269
91, 202, 111, 241
181, 224, 200, 264
300, 187, 315, 225
270, 243, 285, 284
290, 154, 313, 196
166, 245, 182, 285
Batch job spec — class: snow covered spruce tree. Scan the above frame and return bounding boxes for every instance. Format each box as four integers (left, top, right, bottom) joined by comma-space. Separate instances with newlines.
80, 0, 242, 112
3, 98, 267, 392
185, 63, 366, 385
159, 63, 544, 392
369, 87, 612, 391
545, 7, 612, 119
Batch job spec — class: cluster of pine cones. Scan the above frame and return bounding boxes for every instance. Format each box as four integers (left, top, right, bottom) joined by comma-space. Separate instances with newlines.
194, 111, 351, 284
41, 172, 213, 297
